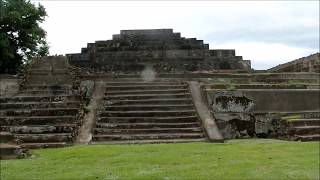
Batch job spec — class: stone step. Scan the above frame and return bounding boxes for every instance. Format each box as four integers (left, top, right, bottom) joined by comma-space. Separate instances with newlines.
1, 108, 79, 116
21, 142, 69, 149
90, 138, 207, 145
0, 101, 80, 109
1, 126, 10, 131
281, 112, 320, 119
289, 126, 320, 135
105, 85, 188, 91
104, 82, 186, 86
104, 105, 194, 111
105, 89, 188, 95
98, 116, 199, 123
295, 134, 320, 141
28, 69, 69, 74
9, 124, 77, 134
99, 110, 196, 117
96, 122, 201, 129
17, 90, 71, 96
105, 93, 191, 100
0, 143, 23, 159
24, 84, 72, 90
0, 95, 80, 103
26, 75, 72, 84
106, 98, 193, 106
0, 132, 15, 143
287, 119, 320, 126
94, 127, 203, 134
92, 133, 205, 141
15, 133, 73, 143
0, 116, 76, 126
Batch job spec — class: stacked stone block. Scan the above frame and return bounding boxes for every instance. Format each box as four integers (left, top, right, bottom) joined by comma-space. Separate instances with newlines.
67, 29, 251, 73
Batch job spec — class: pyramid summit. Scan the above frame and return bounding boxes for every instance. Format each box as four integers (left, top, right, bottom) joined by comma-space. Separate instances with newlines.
67, 29, 251, 73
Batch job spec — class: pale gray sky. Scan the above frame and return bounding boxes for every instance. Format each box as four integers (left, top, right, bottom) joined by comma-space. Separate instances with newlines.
33, 1, 319, 70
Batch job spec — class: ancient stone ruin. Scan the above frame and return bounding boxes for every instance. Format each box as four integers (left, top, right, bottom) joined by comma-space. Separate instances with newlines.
1, 29, 319, 159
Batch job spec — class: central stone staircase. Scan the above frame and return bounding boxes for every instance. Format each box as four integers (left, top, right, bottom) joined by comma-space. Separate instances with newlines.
91, 80, 206, 144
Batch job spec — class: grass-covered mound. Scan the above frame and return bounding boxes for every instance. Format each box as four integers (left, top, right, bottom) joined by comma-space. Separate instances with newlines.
1, 139, 319, 180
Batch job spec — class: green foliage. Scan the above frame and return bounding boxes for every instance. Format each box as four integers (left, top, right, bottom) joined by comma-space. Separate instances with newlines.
227, 84, 237, 90
282, 114, 303, 121
1, 140, 319, 180
0, 0, 49, 74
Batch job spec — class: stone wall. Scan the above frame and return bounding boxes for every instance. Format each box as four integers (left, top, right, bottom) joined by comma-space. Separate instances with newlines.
207, 89, 320, 113
205, 88, 320, 139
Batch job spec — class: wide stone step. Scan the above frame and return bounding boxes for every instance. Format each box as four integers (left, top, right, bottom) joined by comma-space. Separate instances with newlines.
98, 116, 199, 123
94, 127, 203, 134
105, 93, 191, 100
104, 82, 186, 86
99, 110, 196, 117
92, 133, 205, 141
26, 75, 72, 84
105, 89, 188, 95
0, 101, 80, 109
96, 122, 201, 129
28, 69, 69, 74
282, 112, 320, 120
1, 126, 10, 131
21, 142, 69, 149
295, 134, 320, 141
0, 143, 23, 159
15, 133, 73, 143
24, 84, 72, 90
106, 98, 193, 106
90, 138, 207, 145
289, 126, 320, 135
0, 95, 80, 103
17, 90, 71, 96
0, 116, 76, 126
288, 119, 320, 126
104, 105, 194, 111
1, 108, 79, 116
105, 85, 188, 91
0, 132, 15, 143
10, 124, 77, 134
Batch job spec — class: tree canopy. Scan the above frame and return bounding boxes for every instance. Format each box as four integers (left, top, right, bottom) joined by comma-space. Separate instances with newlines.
0, 0, 49, 74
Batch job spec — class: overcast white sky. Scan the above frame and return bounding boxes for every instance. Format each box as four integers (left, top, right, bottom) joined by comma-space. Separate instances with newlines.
33, 1, 319, 70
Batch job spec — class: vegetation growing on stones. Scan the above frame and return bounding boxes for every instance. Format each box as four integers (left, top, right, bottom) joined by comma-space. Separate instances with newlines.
0, 0, 48, 74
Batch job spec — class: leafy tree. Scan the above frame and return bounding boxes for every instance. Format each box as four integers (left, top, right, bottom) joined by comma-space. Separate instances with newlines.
0, 0, 49, 74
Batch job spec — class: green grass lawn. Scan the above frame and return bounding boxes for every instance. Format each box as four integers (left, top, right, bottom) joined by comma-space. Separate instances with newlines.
1, 139, 319, 180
